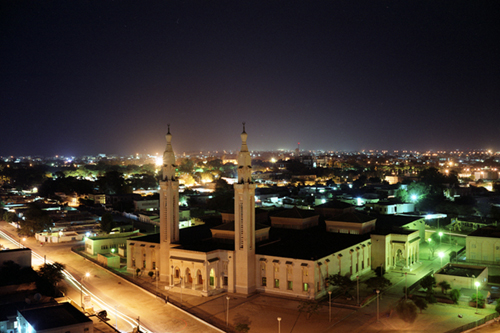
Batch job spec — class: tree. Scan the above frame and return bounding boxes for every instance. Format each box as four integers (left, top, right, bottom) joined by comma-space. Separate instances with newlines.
3, 211, 18, 223
413, 297, 428, 313
326, 274, 354, 295
420, 275, 437, 303
20, 203, 52, 236
37, 262, 65, 296
148, 271, 154, 280
235, 323, 250, 333
395, 299, 418, 323
100, 213, 116, 233
437, 281, 451, 294
449, 289, 461, 304
364, 276, 392, 291
297, 300, 322, 319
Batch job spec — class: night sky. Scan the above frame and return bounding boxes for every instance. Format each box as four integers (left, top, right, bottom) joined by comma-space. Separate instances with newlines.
1, 1, 499, 157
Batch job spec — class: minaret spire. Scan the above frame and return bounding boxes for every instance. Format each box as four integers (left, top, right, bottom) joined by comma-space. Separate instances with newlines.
163, 124, 176, 181
159, 124, 180, 284
237, 123, 252, 183
233, 124, 257, 294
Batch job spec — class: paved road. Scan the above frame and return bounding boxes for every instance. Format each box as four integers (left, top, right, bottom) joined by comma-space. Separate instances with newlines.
0, 222, 222, 333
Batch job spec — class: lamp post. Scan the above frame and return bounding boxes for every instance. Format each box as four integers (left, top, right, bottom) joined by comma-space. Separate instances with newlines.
277, 317, 281, 333
80, 272, 90, 311
405, 272, 408, 301
180, 277, 183, 304
226, 296, 230, 327
376, 290, 380, 322
439, 252, 444, 268
356, 275, 360, 306
439, 232, 443, 247
156, 268, 159, 295
428, 238, 432, 259
328, 290, 332, 322
475, 281, 480, 314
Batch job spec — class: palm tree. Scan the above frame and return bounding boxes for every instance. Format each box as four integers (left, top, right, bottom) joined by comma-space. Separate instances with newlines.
437, 281, 451, 294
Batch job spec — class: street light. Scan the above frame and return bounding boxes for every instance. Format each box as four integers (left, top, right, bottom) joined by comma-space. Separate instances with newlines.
81, 272, 90, 311
475, 281, 480, 314
404, 273, 408, 301
439, 252, 444, 268
277, 317, 281, 333
356, 275, 360, 306
226, 296, 230, 327
428, 238, 433, 259
328, 290, 332, 322
439, 232, 443, 247
376, 290, 380, 322
180, 277, 183, 304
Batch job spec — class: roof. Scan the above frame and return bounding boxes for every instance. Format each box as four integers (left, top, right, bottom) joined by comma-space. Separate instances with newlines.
326, 212, 375, 224
315, 200, 354, 209
271, 207, 319, 219
211, 221, 270, 231
19, 303, 91, 330
256, 226, 371, 260
468, 226, 500, 238
129, 233, 160, 244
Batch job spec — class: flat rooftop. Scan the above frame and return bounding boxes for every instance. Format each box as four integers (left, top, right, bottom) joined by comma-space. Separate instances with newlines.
437, 265, 485, 277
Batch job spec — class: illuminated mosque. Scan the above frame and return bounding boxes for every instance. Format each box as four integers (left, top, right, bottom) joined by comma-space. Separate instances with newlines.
126, 125, 423, 298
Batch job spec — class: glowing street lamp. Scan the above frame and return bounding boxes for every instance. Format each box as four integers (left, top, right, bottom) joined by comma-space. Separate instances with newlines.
411, 194, 417, 202
475, 281, 480, 314
376, 290, 380, 321
277, 317, 282, 333
438, 231, 443, 247
439, 252, 444, 267
328, 290, 332, 322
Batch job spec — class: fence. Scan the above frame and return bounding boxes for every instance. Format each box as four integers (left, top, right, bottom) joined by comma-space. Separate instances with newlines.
443, 312, 499, 333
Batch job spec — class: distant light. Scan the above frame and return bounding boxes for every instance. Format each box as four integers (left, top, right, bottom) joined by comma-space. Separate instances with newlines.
155, 156, 163, 166
438, 252, 444, 258
348, 184, 352, 189
411, 194, 417, 201
439, 232, 443, 237
321, 199, 326, 204
270, 158, 276, 163
357, 198, 363, 206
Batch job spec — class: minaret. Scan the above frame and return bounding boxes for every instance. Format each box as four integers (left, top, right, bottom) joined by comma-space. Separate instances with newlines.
159, 125, 179, 283
234, 123, 257, 294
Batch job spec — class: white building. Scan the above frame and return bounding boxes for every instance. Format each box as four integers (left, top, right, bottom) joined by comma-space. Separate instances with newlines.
126, 126, 423, 299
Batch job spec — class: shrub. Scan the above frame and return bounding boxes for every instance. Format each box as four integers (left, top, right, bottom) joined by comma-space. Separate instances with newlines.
395, 299, 418, 323
471, 293, 485, 308
449, 289, 461, 304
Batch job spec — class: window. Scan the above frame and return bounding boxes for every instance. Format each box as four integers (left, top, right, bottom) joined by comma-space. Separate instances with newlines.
262, 277, 267, 286
288, 281, 293, 290
84, 328, 89, 332
274, 279, 280, 288
143, 260, 146, 269
471, 244, 476, 248
152, 262, 156, 269
101, 245, 108, 250
303, 283, 308, 292
224, 276, 228, 286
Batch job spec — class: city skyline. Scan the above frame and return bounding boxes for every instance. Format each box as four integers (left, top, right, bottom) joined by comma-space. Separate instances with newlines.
1, 1, 499, 156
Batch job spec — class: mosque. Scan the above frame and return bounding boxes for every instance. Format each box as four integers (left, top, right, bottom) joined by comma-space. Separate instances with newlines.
126, 126, 423, 299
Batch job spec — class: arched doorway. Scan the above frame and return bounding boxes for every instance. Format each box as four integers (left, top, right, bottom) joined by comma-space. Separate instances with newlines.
185, 267, 192, 286
197, 269, 203, 285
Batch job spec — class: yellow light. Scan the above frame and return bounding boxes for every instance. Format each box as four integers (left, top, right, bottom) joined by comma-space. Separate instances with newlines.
155, 156, 163, 166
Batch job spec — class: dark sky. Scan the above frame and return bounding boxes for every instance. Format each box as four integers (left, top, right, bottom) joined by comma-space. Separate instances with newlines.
1, 1, 499, 156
